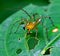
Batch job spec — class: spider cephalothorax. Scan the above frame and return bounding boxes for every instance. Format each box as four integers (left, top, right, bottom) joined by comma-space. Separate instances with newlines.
26, 22, 36, 31
25, 19, 41, 32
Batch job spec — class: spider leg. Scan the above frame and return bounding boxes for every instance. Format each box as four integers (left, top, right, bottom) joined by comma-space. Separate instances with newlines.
49, 17, 55, 27
9, 18, 28, 34
9, 19, 21, 34
14, 18, 29, 33
14, 24, 21, 33
32, 13, 38, 21
46, 16, 56, 27
21, 9, 31, 19
48, 16, 59, 32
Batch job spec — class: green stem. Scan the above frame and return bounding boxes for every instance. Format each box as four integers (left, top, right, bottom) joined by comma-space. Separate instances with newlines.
41, 33, 60, 54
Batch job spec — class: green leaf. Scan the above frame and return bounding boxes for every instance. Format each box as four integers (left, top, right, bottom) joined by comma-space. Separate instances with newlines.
0, 0, 60, 56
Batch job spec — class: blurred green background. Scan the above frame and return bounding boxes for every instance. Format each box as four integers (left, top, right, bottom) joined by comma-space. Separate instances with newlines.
0, 0, 49, 23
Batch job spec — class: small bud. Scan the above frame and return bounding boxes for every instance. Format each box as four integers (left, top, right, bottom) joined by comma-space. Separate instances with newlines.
52, 28, 58, 32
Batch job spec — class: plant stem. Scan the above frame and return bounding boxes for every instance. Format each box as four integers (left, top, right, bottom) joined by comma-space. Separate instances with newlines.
41, 33, 60, 54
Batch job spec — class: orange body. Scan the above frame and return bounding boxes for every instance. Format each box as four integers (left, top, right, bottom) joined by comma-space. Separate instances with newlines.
26, 22, 35, 31
25, 19, 41, 31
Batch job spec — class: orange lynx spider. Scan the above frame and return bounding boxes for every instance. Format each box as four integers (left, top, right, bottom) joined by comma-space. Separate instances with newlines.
10, 8, 58, 39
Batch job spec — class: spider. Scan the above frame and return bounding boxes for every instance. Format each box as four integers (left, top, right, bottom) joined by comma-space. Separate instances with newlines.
10, 8, 58, 40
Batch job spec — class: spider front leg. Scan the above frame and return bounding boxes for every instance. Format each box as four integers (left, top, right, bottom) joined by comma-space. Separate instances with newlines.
32, 13, 39, 21
9, 19, 21, 34
46, 16, 58, 32
9, 18, 28, 34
